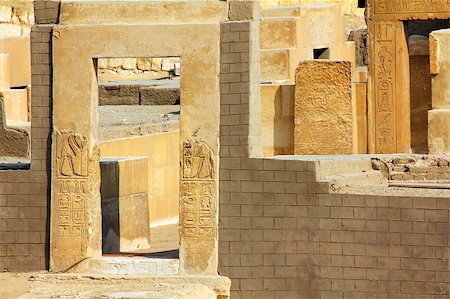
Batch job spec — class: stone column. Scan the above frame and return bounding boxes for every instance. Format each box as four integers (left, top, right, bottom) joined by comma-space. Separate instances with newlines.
367, 21, 410, 154
428, 29, 450, 154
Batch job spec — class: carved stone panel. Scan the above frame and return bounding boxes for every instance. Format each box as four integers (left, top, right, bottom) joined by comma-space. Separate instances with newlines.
180, 139, 217, 274
55, 130, 88, 237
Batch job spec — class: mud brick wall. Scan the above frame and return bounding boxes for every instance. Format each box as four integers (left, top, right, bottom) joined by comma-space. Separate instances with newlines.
34, 0, 60, 25
218, 21, 450, 299
0, 24, 53, 271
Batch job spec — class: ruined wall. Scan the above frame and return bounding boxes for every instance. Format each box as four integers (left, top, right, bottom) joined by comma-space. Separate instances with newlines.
219, 20, 450, 299
0, 7, 55, 270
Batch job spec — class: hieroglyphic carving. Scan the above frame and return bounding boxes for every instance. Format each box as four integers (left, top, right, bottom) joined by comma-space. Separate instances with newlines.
374, 23, 396, 153
55, 131, 88, 237
180, 140, 216, 239
375, 0, 450, 14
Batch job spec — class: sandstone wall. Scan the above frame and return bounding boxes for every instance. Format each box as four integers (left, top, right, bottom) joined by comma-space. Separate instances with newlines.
219, 20, 450, 299
0, 0, 34, 37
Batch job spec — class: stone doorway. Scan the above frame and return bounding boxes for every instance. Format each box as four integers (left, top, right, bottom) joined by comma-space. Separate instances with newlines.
96, 56, 181, 259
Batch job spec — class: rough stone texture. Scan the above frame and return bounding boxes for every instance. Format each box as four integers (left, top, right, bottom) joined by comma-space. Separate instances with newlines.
260, 17, 297, 49
294, 61, 353, 155
34, 0, 60, 25
372, 155, 450, 181
0, 97, 29, 158
98, 84, 140, 105
100, 157, 150, 254
139, 87, 180, 105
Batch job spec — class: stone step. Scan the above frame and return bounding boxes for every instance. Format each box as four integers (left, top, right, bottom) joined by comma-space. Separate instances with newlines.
66, 257, 179, 275
323, 170, 386, 191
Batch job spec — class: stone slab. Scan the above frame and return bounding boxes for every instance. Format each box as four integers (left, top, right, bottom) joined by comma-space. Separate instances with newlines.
260, 17, 297, 50
294, 61, 353, 155
0, 88, 28, 124
260, 84, 294, 156
428, 109, 450, 154
59, 1, 228, 25
140, 87, 180, 105
260, 49, 290, 82
0, 53, 10, 89
0, 97, 29, 158
0, 37, 31, 87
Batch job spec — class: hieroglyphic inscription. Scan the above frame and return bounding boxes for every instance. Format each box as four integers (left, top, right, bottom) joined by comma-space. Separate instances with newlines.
180, 140, 216, 239
374, 23, 396, 153
375, 0, 450, 14
55, 131, 88, 237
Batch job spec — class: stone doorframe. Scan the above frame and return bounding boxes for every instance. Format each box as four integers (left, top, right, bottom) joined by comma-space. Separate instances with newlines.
50, 24, 221, 275
366, 0, 450, 153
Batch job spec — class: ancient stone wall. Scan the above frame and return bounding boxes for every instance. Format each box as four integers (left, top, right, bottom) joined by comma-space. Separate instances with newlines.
0, 23, 53, 271
219, 19, 450, 299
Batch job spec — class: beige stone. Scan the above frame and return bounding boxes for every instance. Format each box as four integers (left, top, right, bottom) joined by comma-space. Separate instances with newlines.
0, 53, 11, 89
99, 132, 179, 229
0, 5, 12, 23
0, 88, 28, 124
0, 37, 31, 87
260, 49, 290, 82
107, 58, 123, 69
260, 17, 297, 49
260, 84, 294, 156
59, 1, 228, 25
122, 58, 136, 70
100, 157, 150, 253
428, 110, 450, 154
294, 61, 353, 155
51, 23, 221, 275
0, 96, 28, 158
137, 58, 151, 71
0, 23, 21, 37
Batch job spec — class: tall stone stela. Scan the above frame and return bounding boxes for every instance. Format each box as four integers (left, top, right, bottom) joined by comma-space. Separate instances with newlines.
294, 61, 353, 155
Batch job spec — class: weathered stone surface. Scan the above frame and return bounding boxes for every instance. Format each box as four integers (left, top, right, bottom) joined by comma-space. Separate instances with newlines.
348, 28, 368, 66
140, 87, 180, 105
98, 84, 140, 105
260, 17, 297, 49
0, 96, 28, 158
260, 49, 290, 82
294, 61, 353, 155
0, 5, 12, 23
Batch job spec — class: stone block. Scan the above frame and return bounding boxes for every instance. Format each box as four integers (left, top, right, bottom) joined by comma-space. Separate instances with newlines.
0, 5, 12, 23
260, 17, 297, 50
260, 49, 290, 83
0, 23, 21, 37
428, 109, 450, 154
122, 58, 136, 70
100, 157, 150, 253
294, 61, 353, 155
139, 87, 180, 105
0, 53, 10, 89
98, 84, 140, 105
0, 37, 31, 87
0, 88, 28, 124
137, 58, 151, 71
260, 84, 294, 156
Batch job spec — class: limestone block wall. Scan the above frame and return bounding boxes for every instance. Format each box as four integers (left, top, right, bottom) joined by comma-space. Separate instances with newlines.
97, 57, 181, 82
0, 24, 52, 271
0, 0, 34, 37
219, 20, 450, 299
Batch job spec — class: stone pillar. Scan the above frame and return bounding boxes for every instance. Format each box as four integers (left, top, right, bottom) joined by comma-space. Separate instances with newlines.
428, 29, 450, 154
294, 60, 353, 155
367, 21, 410, 154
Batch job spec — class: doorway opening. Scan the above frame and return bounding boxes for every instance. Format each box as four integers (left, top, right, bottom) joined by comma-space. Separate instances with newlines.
95, 57, 181, 260
405, 19, 449, 153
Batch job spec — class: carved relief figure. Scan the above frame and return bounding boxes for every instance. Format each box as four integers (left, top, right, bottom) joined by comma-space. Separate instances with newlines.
58, 132, 88, 177
182, 140, 214, 180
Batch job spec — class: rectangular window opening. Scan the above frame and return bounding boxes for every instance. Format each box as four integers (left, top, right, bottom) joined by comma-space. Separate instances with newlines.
313, 48, 330, 60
